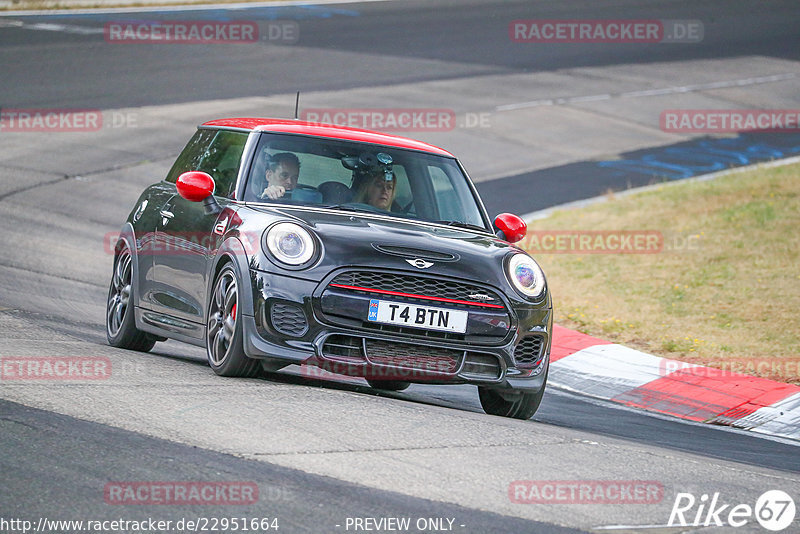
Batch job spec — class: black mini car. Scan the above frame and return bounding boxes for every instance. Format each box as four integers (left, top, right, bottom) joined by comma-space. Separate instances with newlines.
106, 118, 552, 419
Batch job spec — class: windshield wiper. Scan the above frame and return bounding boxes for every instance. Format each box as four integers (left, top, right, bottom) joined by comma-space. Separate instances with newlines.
434, 220, 491, 233
321, 204, 384, 214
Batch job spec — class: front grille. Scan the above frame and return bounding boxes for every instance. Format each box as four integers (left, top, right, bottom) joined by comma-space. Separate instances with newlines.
460, 353, 502, 380
514, 336, 544, 368
321, 335, 365, 361
270, 303, 308, 337
330, 271, 505, 308
364, 339, 461, 374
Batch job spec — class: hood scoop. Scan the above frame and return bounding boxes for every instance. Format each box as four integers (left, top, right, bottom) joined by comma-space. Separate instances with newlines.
372, 244, 459, 262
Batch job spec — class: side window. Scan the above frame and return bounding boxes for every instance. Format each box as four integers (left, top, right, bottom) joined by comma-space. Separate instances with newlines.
195, 131, 248, 198
165, 130, 215, 184
164, 129, 248, 199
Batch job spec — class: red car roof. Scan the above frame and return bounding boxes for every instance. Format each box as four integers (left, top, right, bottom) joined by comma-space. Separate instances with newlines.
201, 118, 454, 157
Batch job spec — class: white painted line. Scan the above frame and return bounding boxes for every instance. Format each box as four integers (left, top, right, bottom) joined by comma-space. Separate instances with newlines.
566, 93, 611, 103
619, 87, 682, 98
13, 21, 103, 33
496, 100, 550, 112
593, 525, 677, 530
496, 72, 798, 112
0, 0, 392, 17
622, 73, 798, 97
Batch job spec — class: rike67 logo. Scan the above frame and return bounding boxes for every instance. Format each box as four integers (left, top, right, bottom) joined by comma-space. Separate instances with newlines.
669, 490, 796, 531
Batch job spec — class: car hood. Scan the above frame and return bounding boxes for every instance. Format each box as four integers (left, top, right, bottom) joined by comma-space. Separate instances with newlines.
246, 205, 523, 286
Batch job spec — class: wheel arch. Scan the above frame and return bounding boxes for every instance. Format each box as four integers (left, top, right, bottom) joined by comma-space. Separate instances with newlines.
208, 236, 256, 320
113, 223, 141, 307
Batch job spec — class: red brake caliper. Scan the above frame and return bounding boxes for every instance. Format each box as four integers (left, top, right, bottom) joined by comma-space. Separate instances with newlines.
231, 303, 237, 320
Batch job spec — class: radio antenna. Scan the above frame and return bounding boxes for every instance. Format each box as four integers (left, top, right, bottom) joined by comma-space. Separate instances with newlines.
294, 91, 300, 120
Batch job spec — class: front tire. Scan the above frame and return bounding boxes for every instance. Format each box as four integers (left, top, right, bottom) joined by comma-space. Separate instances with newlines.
206, 265, 259, 377
106, 245, 157, 352
478, 375, 546, 420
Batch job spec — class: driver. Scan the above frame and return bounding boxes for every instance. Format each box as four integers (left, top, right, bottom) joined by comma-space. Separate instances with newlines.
260, 152, 300, 200
353, 168, 396, 211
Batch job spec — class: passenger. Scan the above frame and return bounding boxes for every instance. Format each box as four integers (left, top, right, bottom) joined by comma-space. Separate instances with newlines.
353, 169, 396, 211
260, 152, 300, 200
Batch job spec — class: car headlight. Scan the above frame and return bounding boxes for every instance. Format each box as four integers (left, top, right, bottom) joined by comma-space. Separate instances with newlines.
264, 222, 316, 267
506, 253, 546, 299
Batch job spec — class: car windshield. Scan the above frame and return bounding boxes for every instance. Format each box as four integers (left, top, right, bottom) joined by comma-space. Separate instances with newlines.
242, 133, 488, 230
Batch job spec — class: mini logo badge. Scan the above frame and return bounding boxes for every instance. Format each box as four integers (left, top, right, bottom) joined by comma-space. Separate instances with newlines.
406, 258, 434, 269
468, 293, 493, 301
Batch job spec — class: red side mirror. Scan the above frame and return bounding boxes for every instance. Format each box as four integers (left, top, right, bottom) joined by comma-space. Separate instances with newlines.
494, 213, 527, 243
176, 171, 215, 202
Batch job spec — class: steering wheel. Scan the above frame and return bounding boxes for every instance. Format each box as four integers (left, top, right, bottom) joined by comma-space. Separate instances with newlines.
286, 184, 323, 203
292, 184, 318, 193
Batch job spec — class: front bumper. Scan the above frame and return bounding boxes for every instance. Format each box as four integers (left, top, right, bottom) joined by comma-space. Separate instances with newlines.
243, 268, 552, 391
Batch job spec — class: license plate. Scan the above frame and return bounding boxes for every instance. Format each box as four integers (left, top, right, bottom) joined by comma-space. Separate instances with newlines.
367, 299, 468, 333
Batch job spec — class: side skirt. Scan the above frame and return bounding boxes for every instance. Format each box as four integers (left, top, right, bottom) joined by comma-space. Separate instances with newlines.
135, 307, 207, 348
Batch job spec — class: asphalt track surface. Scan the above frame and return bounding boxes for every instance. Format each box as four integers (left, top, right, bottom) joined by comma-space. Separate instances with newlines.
1, 1, 800, 532
1, 0, 799, 109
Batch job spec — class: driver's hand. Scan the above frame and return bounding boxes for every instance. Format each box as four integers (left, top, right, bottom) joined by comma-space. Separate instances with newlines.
260, 185, 286, 200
